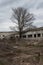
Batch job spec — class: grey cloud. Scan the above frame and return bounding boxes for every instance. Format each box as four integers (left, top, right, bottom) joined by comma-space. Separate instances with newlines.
37, 2, 43, 9
0, 0, 43, 31
24, 0, 43, 9
23, 0, 37, 9
0, 0, 19, 7
33, 21, 43, 27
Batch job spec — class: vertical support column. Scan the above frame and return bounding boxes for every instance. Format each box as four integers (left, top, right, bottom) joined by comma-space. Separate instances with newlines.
32, 34, 34, 38
41, 33, 42, 38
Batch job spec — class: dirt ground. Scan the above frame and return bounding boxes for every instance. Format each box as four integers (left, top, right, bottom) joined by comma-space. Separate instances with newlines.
0, 38, 43, 65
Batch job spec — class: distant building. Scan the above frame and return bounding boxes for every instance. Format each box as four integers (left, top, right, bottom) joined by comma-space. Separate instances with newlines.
0, 31, 15, 39
0, 27, 43, 39
21, 27, 43, 39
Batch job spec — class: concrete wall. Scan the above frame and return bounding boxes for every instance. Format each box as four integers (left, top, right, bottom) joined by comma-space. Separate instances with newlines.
0, 32, 15, 39
22, 30, 43, 39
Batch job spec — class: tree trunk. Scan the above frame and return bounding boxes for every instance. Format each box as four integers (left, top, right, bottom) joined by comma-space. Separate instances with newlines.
19, 32, 22, 39
19, 28, 22, 39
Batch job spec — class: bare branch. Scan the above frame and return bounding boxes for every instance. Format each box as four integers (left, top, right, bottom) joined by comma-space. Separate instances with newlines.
10, 7, 35, 38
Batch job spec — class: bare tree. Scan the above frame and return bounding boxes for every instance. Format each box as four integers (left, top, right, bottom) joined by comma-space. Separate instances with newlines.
10, 7, 34, 38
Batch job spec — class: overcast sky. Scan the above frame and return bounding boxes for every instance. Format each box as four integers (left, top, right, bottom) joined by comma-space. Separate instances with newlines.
0, 0, 43, 31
